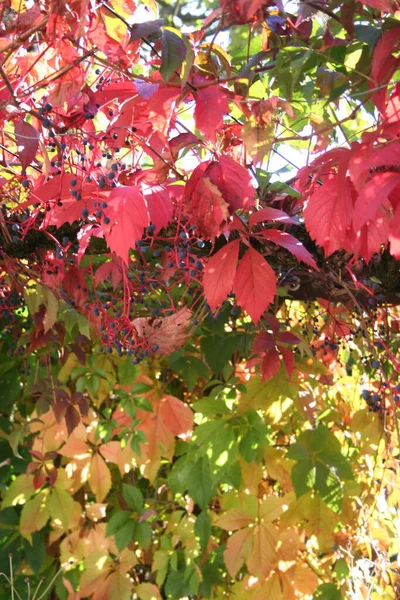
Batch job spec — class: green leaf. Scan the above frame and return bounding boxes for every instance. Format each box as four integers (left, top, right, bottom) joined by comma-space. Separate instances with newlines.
106, 510, 131, 536
195, 512, 211, 550
118, 358, 139, 386
165, 569, 191, 599
160, 28, 187, 82
200, 335, 240, 374
191, 397, 230, 416
0, 367, 21, 409
115, 519, 136, 551
131, 382, 153, 394
24, 532, 45, 575
333, 558, 349, 581
313, 583, 342, 600
286, 442, 309, 461
186, 457, 214, 509
291, 459, 315, 498
134, 521, 152, 549
169, 355, 209, 391
122, 484, 144, 512
319, 451, 353, 480
315, 463, 343, 511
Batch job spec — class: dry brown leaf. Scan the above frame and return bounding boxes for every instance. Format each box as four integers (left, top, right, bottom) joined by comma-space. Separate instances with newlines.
132, 307, 192, 355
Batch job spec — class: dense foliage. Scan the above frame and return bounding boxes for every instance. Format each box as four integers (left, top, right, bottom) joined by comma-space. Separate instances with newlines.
1, 0, 400, 598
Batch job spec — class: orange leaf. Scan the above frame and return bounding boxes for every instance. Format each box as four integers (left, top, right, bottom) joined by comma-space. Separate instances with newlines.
159, 395, 194, 437
216, 508, 254, 531
247, 523, 278, 580
89, 453, 112, 502
224, 527, 253, 577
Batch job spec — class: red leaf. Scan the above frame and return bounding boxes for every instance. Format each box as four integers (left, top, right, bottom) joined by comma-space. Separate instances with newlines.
30, 450, 43, 461
278, 345, 295, 378
103, 185, 150, 264
33, 470, 47, 490
143, 184, 173, 232
203, 240, 240, 311
303, 174, 353, 256
261, 348, 281, 381
221, 0, 267, 23
260, 229, 318, 269
48, 467, 58, 488
216, 155, 255, 211
370, 25, 400, 111
252, 332, 275, 354
15, 120, 39, 170
233, 247, 276, 324
195, 86, 229, 143
249, 207, 296, 228
353, 172, 400, 231
277, 331, 301, 345
359, 0, 393, 11
185, 164, 230, 238
352, 205, 391, 262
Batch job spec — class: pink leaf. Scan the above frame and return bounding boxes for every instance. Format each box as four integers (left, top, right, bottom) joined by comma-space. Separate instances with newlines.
353, 172, 400, 231
261, 348, 281, 381
15, 120, 40, 170
260, 228, 318, 269
203, 240, 240, 311
103, 185, 150, 264
249, 207, 296, 228
233, 247, 276, 324
195, 86, 229, 143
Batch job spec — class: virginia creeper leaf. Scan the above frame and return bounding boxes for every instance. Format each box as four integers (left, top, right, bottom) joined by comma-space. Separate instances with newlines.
233, 247, 276, 324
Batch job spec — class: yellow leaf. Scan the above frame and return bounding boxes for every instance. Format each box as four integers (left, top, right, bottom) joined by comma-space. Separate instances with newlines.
2, 474, 35, 508
282, 491, 338, 551
20, 489, 51, 542
79, 551, 113, 598
89, 453, 111, 502
224, 527, 253, 578
100, 6, 128, 43
48, 487, 74, 530
264, 447, 294, 491
259, 496, 287, 523
243, 118, 274, 165
108, 570, 133, 600
135, 582, 162, 600
240, 459, 264, 495
42, 285, 58, 333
